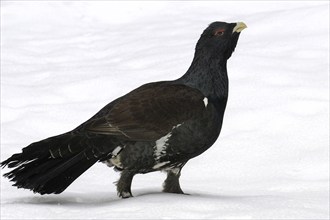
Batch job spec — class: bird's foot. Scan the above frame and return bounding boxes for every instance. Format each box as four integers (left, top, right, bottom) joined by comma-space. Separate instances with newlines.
118, 191, 133, 199
116, 170, 135, 199
163, 167, 186, 194
162, 183, 184, 194
163, 188, 185, 194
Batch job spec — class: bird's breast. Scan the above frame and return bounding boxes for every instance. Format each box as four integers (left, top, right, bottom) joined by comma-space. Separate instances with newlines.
151, 101, 224, 167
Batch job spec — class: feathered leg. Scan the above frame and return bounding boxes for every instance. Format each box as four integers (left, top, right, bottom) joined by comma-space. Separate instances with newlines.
163, 168, 184, 194
117, 170, 135, 198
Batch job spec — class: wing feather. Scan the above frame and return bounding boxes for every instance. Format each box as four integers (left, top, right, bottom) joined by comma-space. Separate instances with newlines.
85, 82, 206, 141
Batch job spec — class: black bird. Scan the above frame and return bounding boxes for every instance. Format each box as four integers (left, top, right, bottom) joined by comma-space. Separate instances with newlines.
1, 21, 246, 198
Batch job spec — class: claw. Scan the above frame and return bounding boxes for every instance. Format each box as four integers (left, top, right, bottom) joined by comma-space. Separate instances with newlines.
118, 191, 133, 198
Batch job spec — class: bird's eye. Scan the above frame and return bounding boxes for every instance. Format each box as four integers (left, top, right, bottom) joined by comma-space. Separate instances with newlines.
214, 29, 225, 36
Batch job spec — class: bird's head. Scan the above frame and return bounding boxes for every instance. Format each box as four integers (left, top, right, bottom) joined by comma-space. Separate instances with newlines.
195, 21, 247, 60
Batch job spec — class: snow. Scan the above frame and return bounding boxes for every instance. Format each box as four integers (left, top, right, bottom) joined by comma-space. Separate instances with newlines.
1, 1, 329, 219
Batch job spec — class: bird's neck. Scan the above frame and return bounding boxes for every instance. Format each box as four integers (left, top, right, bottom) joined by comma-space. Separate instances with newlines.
177, 53, 229, 99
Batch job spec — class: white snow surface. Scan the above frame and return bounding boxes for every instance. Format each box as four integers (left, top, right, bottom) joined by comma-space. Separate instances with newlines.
1, 1, 329, 219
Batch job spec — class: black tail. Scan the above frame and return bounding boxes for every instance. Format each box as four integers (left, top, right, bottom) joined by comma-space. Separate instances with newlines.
1, 132, 112, 194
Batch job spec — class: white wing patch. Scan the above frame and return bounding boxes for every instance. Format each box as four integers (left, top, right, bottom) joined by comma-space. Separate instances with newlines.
154, 132, 172, 160
153, 123, 182, 163
203, 97, 208, 107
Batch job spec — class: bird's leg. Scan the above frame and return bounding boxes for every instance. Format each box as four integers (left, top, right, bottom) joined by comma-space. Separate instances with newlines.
117, 170, 135, 198
163, 168, 184, 194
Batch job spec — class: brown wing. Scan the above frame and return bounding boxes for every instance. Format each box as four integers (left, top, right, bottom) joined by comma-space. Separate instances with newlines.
85, 82, 206, 141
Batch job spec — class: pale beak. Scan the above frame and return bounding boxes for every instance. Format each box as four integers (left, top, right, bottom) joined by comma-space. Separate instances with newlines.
232, 22, 247, 33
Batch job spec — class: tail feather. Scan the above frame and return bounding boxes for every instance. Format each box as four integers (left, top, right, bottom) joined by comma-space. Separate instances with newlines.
1, 132, 111, 194
33, 154, 97, 194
